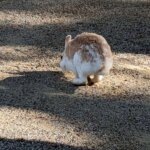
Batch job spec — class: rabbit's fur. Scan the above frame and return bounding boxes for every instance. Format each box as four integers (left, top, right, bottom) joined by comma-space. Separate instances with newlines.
60, 32, 113, 85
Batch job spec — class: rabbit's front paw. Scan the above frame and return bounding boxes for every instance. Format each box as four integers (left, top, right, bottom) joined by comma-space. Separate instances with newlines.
71, 78, 87, 85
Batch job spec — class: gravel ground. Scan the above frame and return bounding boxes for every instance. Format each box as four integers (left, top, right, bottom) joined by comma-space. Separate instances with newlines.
0, 0, 150, 150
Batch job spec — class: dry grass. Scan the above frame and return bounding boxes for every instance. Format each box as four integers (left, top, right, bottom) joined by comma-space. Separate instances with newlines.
0, 0, 150, 150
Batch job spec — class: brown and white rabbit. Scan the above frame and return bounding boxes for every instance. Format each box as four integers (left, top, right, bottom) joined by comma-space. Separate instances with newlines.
60, 32, 113, 85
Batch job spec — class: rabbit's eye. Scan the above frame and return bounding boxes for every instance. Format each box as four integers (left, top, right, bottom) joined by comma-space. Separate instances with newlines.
61, 55, 63, 59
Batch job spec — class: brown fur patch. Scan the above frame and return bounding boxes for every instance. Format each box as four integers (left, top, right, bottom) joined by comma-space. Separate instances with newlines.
80, 45, 97, 62
64, 32, 112, 60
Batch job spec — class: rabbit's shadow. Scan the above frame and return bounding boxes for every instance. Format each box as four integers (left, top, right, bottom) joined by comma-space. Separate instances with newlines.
0, 71, 77, 95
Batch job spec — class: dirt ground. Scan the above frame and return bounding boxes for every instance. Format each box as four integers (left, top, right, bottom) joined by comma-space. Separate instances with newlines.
0, 0, 150, 150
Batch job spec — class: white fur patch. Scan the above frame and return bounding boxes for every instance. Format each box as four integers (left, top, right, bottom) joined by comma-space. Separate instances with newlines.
60, 53, 77, 76
60, 45, 105, 85
73, 49, 101, 77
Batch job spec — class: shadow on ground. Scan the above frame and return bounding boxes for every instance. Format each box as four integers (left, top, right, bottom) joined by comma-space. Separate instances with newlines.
0, 0, 149, 15
0, 0, 149, 54
0, 0, 150, 149
0, 138, 92, 150
0, 70, 149, 149
0, 71, 76, 96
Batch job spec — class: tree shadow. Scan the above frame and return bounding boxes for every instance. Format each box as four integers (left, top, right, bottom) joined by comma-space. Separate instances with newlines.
0, 70, 150, 149
0, 0, 149, 55
0, 0, 149, 15
0, 70, 77, 96
0, 0, 150, 148
0, 24, 66, 50
0, 138, 93, 150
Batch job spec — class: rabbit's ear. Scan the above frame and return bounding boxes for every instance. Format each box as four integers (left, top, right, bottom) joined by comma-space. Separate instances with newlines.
65, 35, 72, 46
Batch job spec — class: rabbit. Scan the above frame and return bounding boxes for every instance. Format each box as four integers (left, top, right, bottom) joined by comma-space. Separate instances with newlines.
60, 32, 113, 85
